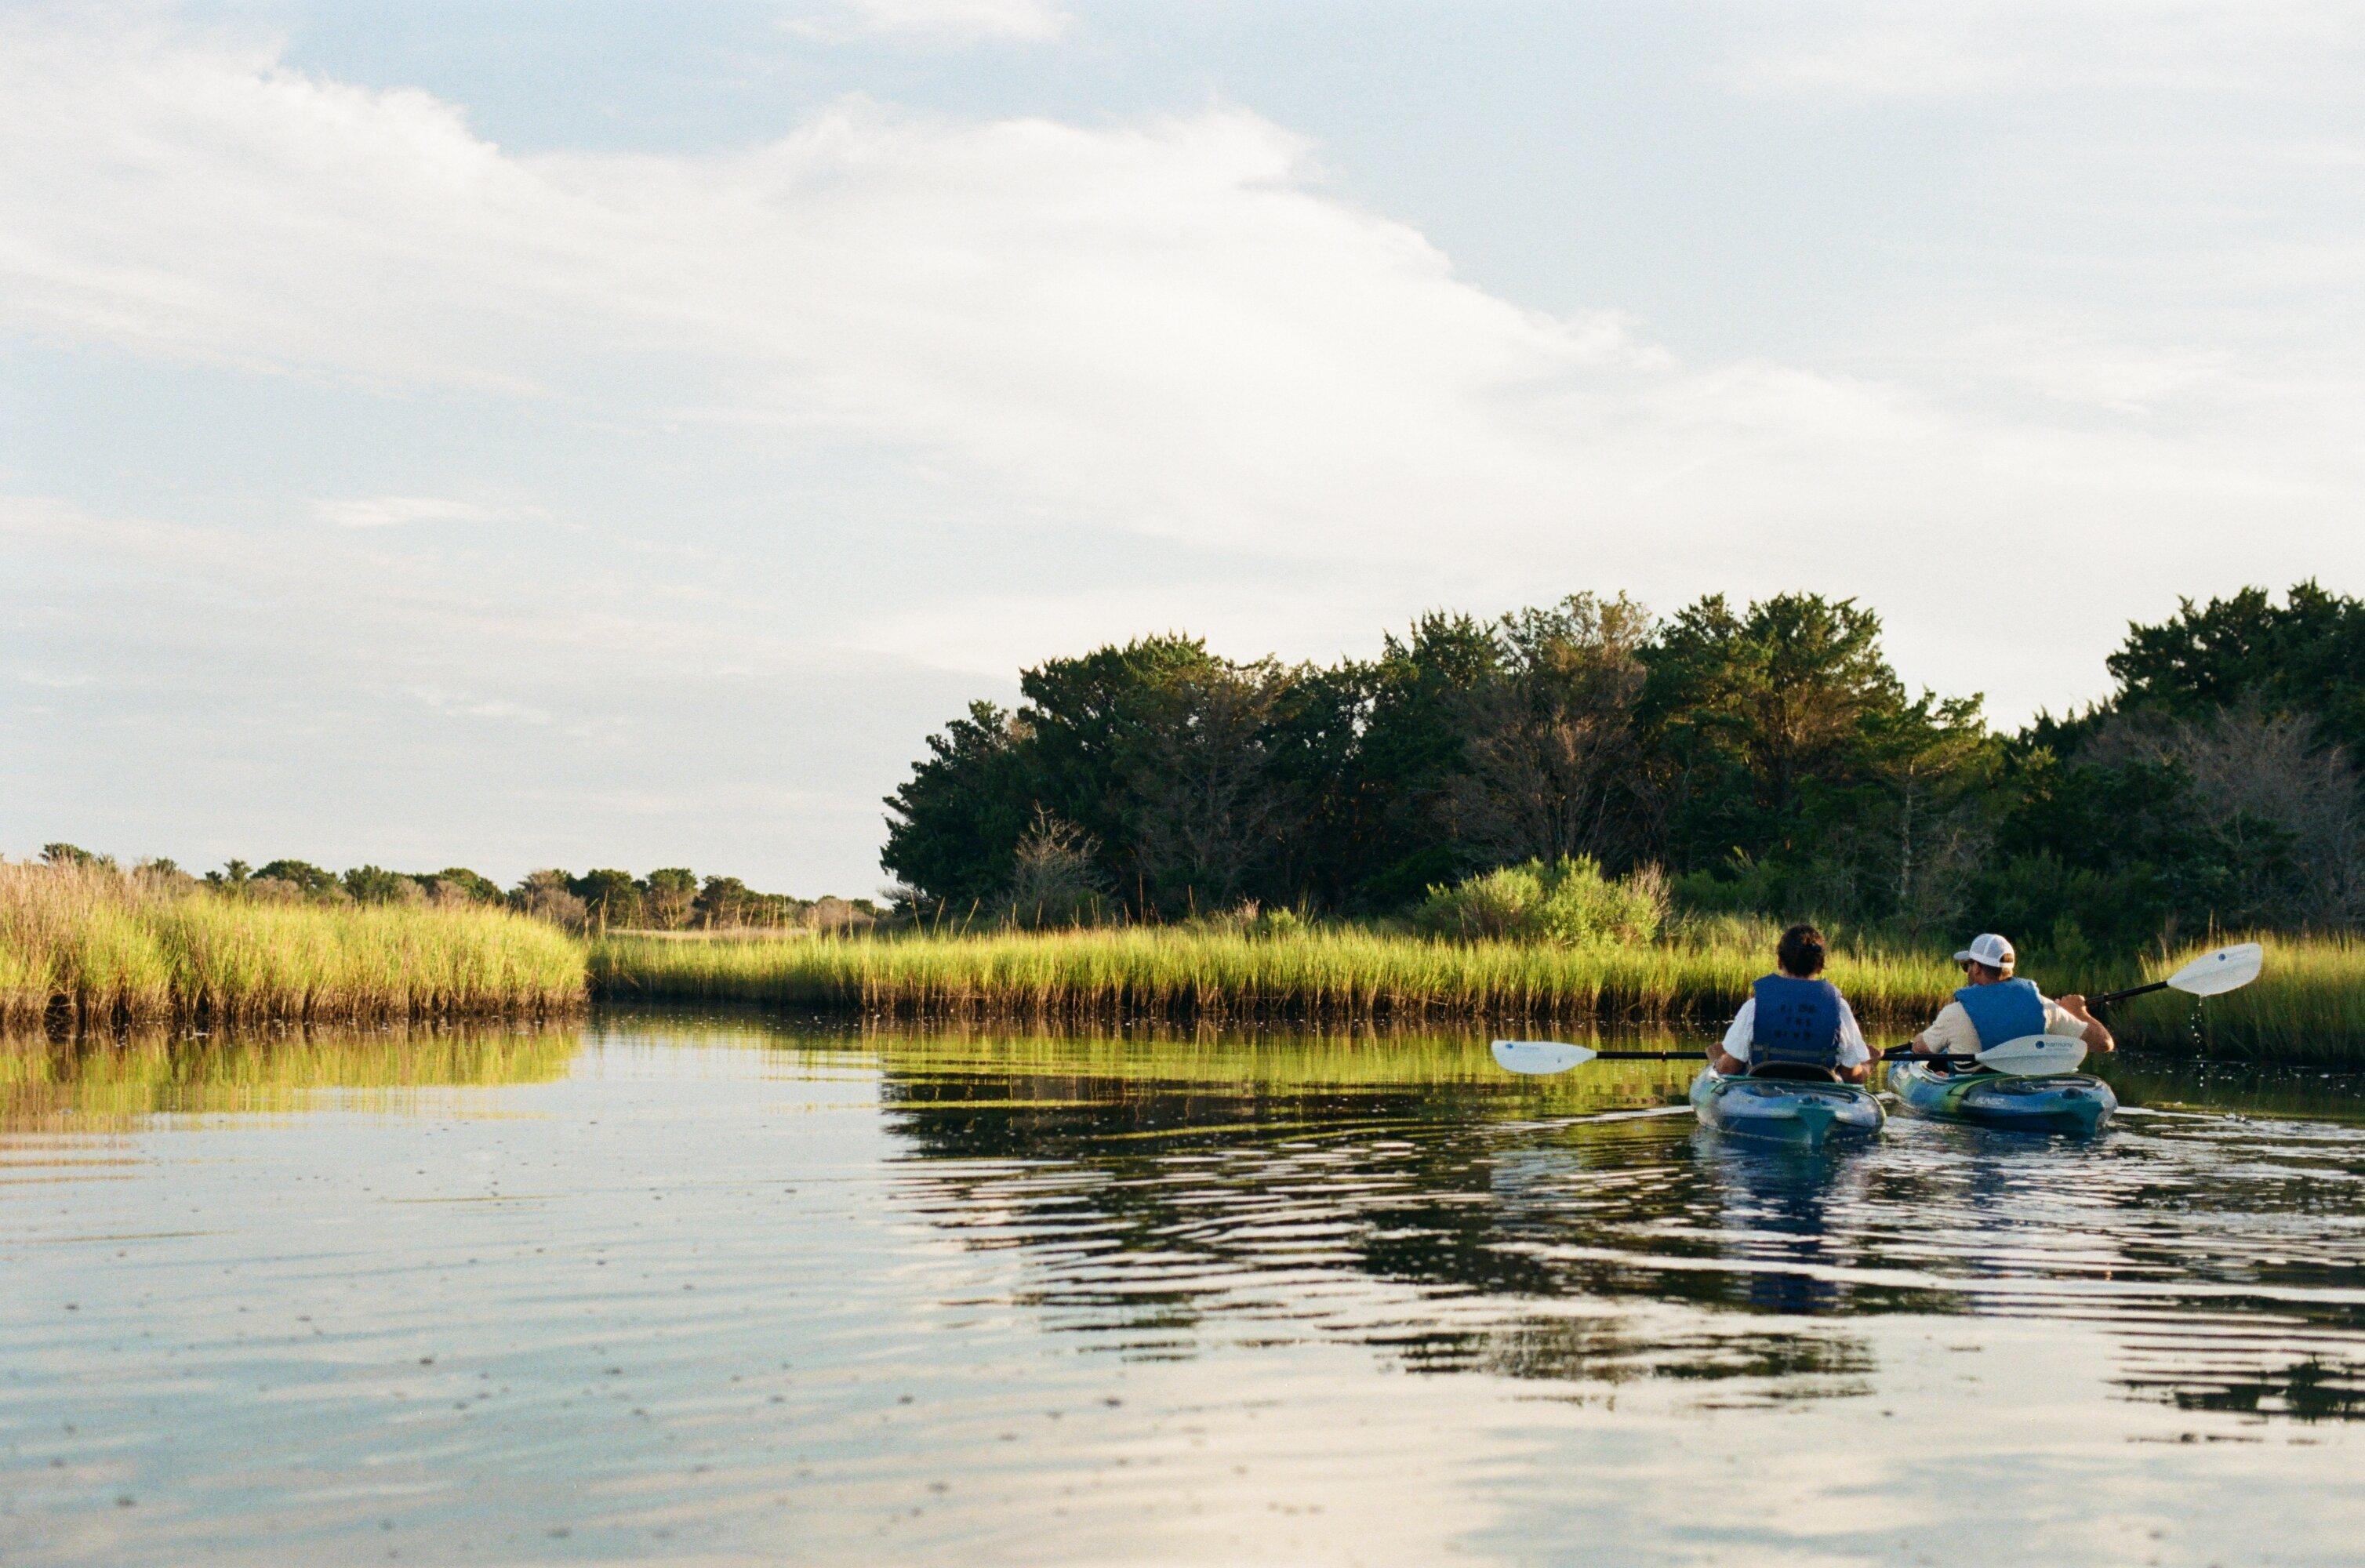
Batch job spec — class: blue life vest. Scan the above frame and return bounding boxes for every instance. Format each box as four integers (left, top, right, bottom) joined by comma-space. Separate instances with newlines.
1953, 978, 2047, 1050
1749, 975, 1844, 1069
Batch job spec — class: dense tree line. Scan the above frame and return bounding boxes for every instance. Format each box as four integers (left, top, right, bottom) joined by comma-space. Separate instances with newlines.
31, 845, 876, 935
883, 583, 2365, 954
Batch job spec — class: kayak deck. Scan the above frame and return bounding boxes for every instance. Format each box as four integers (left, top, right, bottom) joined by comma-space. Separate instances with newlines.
1887, 1060, 2116, 1135
1688, 1069, 1885, 1148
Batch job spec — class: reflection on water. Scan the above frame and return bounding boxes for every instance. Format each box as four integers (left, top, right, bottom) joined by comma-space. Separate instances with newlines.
0, 1022, 579, 1129
3, 1014, 2363, 1566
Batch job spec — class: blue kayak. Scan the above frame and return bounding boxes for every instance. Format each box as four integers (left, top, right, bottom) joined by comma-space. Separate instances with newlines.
1688, 1069, 1886, 1148
1887, 1060, 2116, 1135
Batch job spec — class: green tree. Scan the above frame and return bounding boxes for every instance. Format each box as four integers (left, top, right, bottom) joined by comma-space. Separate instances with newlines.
641, 867, 699, 930
1117, 655, 1301, 913
1971, 746, 2249, 951
1640, 593, 1920, 874
692, 876, 755, 928
343, 865, 424, 904
1260, 659, 1375, 910
427, 866, 504, 905
2107, 582, 2365, 752
256, 858, 340, 897
510, 869, 585, 930
569, 869, 643, 931
1443, 593, 1653, 872
1351, 612, 1501, 905
881, 701, 1042, 909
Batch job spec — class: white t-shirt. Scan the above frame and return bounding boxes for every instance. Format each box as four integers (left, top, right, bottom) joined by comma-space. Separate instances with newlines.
1722, 995, 1872, 1067
1921, 993, 2087, 1055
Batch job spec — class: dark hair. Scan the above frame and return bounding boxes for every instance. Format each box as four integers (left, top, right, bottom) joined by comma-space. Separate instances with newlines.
1776, 923, 1828, 977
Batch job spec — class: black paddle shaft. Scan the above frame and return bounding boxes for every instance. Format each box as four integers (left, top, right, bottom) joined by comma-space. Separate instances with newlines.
2087, 978, 2169, 1009
1584, 1050, 1708, 1061
1879, 1044, 1982, 1065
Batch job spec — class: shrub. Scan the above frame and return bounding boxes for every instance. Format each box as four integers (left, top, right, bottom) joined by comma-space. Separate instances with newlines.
1415, 856, 1667, 945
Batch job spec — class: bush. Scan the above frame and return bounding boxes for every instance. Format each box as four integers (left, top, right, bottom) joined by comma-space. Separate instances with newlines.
1415, 857, 1667, 945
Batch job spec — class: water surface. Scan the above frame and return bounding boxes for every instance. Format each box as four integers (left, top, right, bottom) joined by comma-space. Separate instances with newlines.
5, 1015, 2363, 1565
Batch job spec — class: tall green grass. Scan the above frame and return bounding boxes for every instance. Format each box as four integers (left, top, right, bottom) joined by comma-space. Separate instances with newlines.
2109, 934, 2365, 1064
593, 927, 2365, 1059
0, 862, 586, 1028
591, 925, 1961, 1026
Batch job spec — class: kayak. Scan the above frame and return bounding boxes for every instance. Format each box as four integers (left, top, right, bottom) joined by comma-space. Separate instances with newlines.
1688, 1069, 1885, 1148
1887, 1060, 2116, 1135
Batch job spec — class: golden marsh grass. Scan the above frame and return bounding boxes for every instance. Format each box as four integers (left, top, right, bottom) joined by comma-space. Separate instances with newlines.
592, 927, 2365, 1060
0, 862, 586, 1028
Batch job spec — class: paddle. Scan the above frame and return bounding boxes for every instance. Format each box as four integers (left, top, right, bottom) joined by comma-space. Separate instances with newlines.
1490, 1040, 1698, 1075
1880, 1033, 2087, 1074
1490, 1036, 2083, 1077
1491, 943, 2266, 1080
2085, 942, 2264, 1010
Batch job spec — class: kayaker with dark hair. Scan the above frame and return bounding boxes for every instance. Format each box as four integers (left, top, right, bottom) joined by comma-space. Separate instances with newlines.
1707, 923, 1873, 1084
1909, 932, 2115, 1061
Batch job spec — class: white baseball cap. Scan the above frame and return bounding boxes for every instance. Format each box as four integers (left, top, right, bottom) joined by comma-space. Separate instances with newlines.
1953, 933, 2016, 971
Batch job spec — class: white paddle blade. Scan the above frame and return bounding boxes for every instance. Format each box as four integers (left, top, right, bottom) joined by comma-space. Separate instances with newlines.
1975, 1033, 2089, 1076
1491, 1039, 1597, 1076
2167, 942, 2264, 998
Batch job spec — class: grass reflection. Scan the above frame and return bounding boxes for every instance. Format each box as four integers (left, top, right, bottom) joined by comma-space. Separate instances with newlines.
0, 1022, 581, 1129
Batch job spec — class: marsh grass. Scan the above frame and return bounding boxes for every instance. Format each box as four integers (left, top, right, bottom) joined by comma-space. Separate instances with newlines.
593, 927, 2365, 1059
591, 925, 1962, 1028
0, 862, 586, 1029
2108, 934, 2365, 1064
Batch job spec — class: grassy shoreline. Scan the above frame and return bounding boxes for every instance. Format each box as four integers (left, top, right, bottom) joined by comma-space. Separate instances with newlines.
1, 865, 585, 1028
590, 927, 1960, 1027
591, 927, 2365, 1062
7, 855, 2354, 1062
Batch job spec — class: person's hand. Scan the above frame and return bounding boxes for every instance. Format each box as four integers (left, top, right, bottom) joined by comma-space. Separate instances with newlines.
2058, 993, 2092, 1019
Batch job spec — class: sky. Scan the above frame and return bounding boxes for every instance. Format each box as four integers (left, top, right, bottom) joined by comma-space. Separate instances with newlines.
5, 0, 2362, 895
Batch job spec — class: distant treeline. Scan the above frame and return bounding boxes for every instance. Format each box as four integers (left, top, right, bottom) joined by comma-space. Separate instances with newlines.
883, 583, 2365, 956
27, 846, 879, 936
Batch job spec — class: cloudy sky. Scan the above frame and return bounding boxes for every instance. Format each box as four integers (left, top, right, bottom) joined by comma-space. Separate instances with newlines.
5, 0, 2361, 893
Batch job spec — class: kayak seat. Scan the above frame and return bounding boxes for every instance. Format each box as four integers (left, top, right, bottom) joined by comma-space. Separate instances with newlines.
1746, 1062, 1842, 1083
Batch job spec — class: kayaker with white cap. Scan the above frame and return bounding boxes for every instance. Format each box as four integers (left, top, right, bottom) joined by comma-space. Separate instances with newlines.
1909, 931, 2115, 1060
1708, 923, 1875, 1085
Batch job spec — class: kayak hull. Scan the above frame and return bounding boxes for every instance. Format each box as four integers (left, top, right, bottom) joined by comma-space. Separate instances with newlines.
1887, 1061, 2116, 1135
1688, 1069, 1885, 1149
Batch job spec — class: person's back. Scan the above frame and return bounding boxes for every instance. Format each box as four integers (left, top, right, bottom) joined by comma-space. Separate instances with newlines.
1709, 924, 1873, 1085
1913, 932, 2114, 1065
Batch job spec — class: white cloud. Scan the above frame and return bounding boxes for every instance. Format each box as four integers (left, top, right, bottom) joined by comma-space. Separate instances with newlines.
10, 9, 2322, 604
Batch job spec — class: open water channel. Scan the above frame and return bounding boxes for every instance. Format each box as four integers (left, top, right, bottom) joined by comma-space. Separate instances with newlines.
5, 1011, 2364, 1566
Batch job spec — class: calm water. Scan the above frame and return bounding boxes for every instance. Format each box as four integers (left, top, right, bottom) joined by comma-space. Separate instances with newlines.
5, 1014, 2365, 1566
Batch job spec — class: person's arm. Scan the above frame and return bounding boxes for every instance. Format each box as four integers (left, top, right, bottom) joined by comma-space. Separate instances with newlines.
1836, 1000, 1873, 1084
2054, 994, 2116, 1052
1711, 999, 1752, 1074
1913, 1003, 1971, 1057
